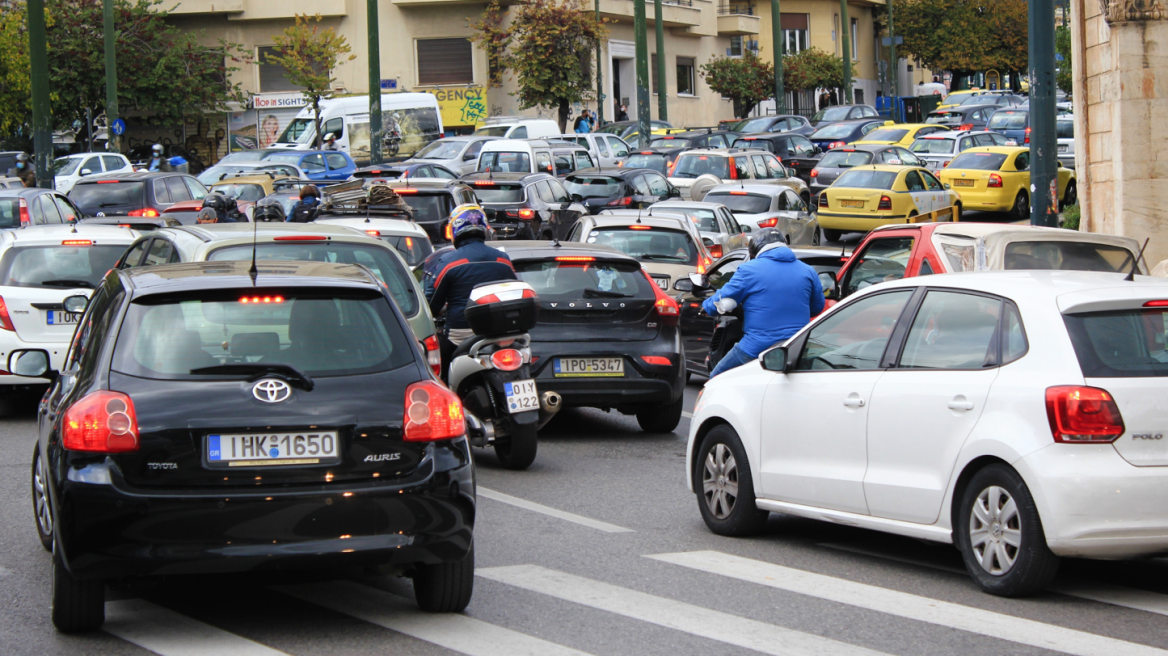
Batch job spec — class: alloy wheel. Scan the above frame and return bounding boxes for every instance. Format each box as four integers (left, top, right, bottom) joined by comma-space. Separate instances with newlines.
702, 444, 739, 520
969, 485, 1021, 575
34, 454, 52, 538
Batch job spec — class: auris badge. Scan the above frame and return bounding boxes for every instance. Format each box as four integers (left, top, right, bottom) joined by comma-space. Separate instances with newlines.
253, 379, 291, 403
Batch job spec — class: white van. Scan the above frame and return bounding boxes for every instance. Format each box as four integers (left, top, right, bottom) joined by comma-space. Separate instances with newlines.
270, 93, 443, 164
473, 116, 561, 140
476, 139, 558, 174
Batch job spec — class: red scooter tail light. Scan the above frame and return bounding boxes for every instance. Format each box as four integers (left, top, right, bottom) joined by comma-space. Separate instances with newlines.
1045, 386, 1125, 443
403, 381, 466, 442
423, 334, 441, 377
490, 349, 524, 371
63, 391, 139, 453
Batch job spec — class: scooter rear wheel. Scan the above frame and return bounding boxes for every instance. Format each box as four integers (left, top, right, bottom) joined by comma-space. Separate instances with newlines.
495, 422, 537, 470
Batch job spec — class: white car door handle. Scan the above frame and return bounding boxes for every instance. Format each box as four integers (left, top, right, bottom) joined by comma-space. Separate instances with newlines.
843, 396, 866, 408
948, 399, 975, 411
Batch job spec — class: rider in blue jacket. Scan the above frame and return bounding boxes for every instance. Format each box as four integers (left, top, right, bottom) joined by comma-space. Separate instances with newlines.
701, 229, 824, 377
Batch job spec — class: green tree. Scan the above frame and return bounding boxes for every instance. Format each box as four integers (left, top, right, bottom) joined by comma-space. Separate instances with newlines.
891, 0, 1027, 86
699, 51, 773, 119
0, 2, 31, 136
1055, 25, 1072, 94
267, 14, 355, 149
783, 47, 852, 92
471, 0, 607, 132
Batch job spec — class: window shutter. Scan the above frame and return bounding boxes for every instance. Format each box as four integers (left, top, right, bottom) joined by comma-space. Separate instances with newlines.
417, 39, 474, 85
258, 46, 300, 92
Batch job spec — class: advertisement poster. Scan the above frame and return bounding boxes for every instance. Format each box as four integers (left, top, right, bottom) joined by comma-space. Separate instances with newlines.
228, 110, 257, 152
349, 106, 443, 164
429, 87, 488, 129
252, 92, 309, 149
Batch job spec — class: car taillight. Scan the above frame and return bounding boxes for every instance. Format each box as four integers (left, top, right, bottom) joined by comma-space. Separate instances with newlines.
819, 194, 828, 208
607, 196, 633, 206
127, 208, 160, 217
518, 209, 536, 220
490, 349, 524, 371
708, 244, 723, 258
62, 391, 139, 453
1045, 386, 1125, 443
273, 235, 328, 241
958, 124, 973, 131
810, 169, 819, 178
18, 199, 29, 226
667, 161, 677, 176
728, 157, 737, 180
640, 356, 671, 366
829, 141, 845, 149
423, 334, 441, 377
444, 223, 453, 241
0, 296, 14, 331
988, 173, 1003, 187
403, 381, 466, 442
1024, 126, 1031, 144
943, 160, 950, 167
642, 270, 679, 321
757, 217, 779, 228
878, 195, 892, 210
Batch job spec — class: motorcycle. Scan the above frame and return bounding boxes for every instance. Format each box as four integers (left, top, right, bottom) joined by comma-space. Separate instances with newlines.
450, 281, 560, 470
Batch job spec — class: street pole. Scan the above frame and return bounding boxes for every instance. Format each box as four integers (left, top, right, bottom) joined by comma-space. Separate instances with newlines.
887, 0, 896, 100
772, 0, 784, 115
839, 0, 852, 104
28, 0, 51, 188
367, 0, 383, 165
654, 0, 667, 122
634, 0, 651, 146
1029, 0, 1057, 226
103, 0, 119, 154
596, 0, 604, 124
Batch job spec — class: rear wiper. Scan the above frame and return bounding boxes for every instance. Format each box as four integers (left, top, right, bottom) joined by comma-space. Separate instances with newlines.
189, 363, 315, 391
640, 254, 687, 261
40, 279, 94, 289
583, 288, 632, 298
97, 203, 122, 207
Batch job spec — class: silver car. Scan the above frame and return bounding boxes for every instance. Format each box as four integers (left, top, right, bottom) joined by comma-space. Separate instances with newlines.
553, 133, 633, 168
701, 183, 819, 246
907, 130, 1010, 170
647, 200, 751, 259
403, 136, 499, 175
1057, 114, 1075, 169
668, 149, 810, 204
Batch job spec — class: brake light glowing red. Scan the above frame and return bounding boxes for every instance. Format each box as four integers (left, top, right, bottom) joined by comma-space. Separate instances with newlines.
423, 335, 441, 377
988, 173, 1003, 188
127, 208, 160, 217
1144, 300, 1168, 307
0, 297, 14, 331
640, 356, 671, 366
729, 190, 747, 195
490, 349, 524, 371
728, 157, 738, 180
757, 217, 779, 228
556, 256, 595, 262
403, 381, 465, 442
18, 199, 28, 226
445, 223, 453, 241
810, 169, 819, 177
473, 181, 496, 186
878, 195, 892, 210
1045, 386, 1125, 443
395, 188, 419, 194
829, 141, 846, 149
518, 209, 536, 220
273, 235, 328, 241
63, 391, 139, 453
642, 270, 680, 318
708, 244, 723, 258
1024, 126, 1032, 144
95, 180, 120, 184
628, 225, 651, 230
239, 296, 284, 304
958, 124, 973, 131
61, 240, 92, 246
607, 196, 634, 206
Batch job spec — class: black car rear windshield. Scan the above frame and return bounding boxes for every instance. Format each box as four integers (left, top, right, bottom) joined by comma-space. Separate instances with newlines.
811, 106, 852, 122
1003, 241, 1136, 273
1064, 309, 1168, 377
584, 227, 698, 266
207, 243, 419, 316
947, 152, 1008, 170
69, 181, 145, 207
672, 155, 729, 179
621, 154, 668, 174
111, 288, 413, 380
514, 258, 654, 299
0, 244, 128, 289
703, 192, 771, 215
469, 183, 525, 203
809, 124, 856, 140
818, 150, 874, 168
564, 176, 622, 199
398, 193, 452, 222
733, 139, 774, 152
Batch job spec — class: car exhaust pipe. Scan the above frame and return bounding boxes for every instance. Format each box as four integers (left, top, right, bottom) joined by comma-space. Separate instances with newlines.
537, 390, 562, 429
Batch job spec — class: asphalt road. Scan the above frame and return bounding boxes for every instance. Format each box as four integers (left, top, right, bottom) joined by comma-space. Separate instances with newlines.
3, 376, 1168, 656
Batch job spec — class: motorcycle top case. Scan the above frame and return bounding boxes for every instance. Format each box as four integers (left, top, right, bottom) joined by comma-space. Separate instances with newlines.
465, 281, 539, 337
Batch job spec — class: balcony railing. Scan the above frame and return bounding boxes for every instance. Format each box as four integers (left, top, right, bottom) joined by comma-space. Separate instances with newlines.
718, 3, 755, 15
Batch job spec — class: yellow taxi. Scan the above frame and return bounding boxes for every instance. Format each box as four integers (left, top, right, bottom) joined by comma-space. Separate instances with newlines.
855, 124, 950, 147
937, 89, 984, 110
817, 164, 961, 239
937, 146, 1076, 220
209, 174, 301, 202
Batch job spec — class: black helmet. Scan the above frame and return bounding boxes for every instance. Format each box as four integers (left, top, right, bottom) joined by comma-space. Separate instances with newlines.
300, 184, 320, 200
201, 194, 226, 212
748, 227, 788, 259
221, 195, 239, 212
253, 197, 286, 222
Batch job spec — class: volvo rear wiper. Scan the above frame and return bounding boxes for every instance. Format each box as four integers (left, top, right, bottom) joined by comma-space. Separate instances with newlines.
189, 363, 314, 391
583, 288, 632, 298
40, 279, 95, 289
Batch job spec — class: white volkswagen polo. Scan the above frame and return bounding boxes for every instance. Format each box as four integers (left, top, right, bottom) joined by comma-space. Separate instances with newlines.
0, 224, 138, 392
688, 270, 1168, 596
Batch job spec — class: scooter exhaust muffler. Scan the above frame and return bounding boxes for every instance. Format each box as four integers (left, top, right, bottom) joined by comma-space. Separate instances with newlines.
537, 391, 562, 429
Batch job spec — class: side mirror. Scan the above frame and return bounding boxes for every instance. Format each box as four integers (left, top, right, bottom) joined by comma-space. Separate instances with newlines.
740, 224, 752, 233
673, 278, 694, 292
8, 349, 52, 379
80, 169, 92, 176
63, 294, 89, 314
463, 153, 476, 161
688, 271, 707, 288
818, 271, 837, 294
944, 183, 952, 189
668, 187, 681, 197
571, 193, 584, 202
761, 346, 788, 372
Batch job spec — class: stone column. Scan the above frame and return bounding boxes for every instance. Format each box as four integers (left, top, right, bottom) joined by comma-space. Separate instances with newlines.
1073, 0, 1168, 266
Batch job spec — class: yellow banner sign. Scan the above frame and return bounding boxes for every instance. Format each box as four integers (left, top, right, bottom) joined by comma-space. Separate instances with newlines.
428, 87, 488, 128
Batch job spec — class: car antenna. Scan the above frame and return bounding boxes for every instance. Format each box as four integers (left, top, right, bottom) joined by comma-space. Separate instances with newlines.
248, 210, 259, 285
1124, 237, 1150, 281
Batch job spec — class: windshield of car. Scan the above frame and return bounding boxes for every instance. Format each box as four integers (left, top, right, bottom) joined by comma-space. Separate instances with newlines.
672, 154, 729, 179
478, 152, 531, 173
564, 175, 622, 199
584, 227, 698, 265
277, 118, 315, 145
398, 193, 452, 222
732, 139, 773, 152
621, 154, 668, 174
207, 243, 419, 316
810, 124, 857, 140
861, 128, 909, 143
926, 112, 960, 124
0, 244, 127, 289
941, 92, 976, 105
811, 107, 852, 122
648, 138, 691, 149
53, 157, 83, 176
947, 152, 1008, 170
68, 181, 145, 207
961, 94, 1001, 106
703, 193, 770, 215
658, 208, 719, 232
1057, 119, 1074, 139
515, 258, 655, 299
210, 183, 265, 201
1003, 240, 1136, 273
834, 170, 898, 189
735, 118, 775, 133
910, 138, 956, 154
381, 234, 434, 267
111, 288, 412, 380
473, 126, 511, 137
263, 153, 305, 166
468, 183, 525, 203
414, 140, 466, 160
1063, 309, 1168, 377
818, 150, 874, 168
988, 111, 1028, 130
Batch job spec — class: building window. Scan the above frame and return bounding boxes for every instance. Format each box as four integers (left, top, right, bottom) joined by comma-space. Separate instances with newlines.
855, 89, 865, 104
258, 46, 307, 92
417, 38, 474, 86
851, 18, 858, 60
729, 36, 743, 57
781, 13, 809, 55
677, 57, 695, 95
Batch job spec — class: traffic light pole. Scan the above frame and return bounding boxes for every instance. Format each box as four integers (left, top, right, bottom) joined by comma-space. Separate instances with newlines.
634, 0, 651, 146
839, 0, 852, 104
368, 0, 383, 165
655, 0, 667, 121
596, 0, 604, 124
103, 0, 119, 154
772, 0, 784, 114
29, 0, 51, 188
1029, 0, 1058, 226
887, 0, 896, 99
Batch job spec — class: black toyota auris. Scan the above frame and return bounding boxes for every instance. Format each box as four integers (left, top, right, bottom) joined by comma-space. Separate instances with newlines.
20, 260, 475, 632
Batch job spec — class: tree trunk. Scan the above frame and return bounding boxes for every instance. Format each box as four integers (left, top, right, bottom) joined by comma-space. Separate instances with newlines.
557, 99, 570, 133
313, 95, 323, 149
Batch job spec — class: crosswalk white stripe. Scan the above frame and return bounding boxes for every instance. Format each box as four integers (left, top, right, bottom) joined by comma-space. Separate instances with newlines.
104, 599, 288, 656
477, 564, 892, 656
1052, 580, 1168, 617
648, 550, 1168, 656
478, 487, 634, 533
274, 580, 593, 656
681, 411, 693, 418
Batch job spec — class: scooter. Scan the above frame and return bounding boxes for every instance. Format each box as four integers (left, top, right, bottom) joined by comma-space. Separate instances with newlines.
450, 281, 560, 470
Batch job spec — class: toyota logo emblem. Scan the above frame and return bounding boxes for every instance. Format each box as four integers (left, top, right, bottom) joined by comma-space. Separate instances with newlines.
252, 379, 291, 403
96, 212, 106, 217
